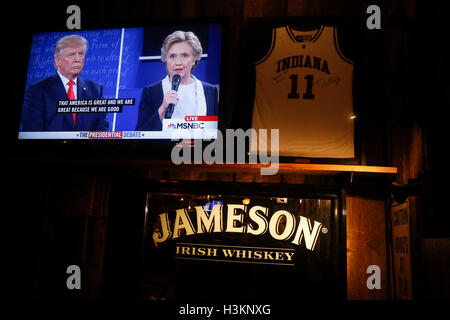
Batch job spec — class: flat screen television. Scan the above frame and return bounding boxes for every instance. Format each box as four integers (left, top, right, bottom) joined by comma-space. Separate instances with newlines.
15, 21, 225, 157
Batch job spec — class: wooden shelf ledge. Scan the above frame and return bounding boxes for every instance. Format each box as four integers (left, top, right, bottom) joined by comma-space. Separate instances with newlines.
150, 161, 398, 175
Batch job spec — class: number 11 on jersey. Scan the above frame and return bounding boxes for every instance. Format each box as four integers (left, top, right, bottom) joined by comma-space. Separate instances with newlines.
288, 74, 315, 100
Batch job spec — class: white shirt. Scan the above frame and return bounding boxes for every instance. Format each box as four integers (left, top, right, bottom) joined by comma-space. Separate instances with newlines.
172, 81, 199, 119
161, 75, 207, 119
57, 70, 78, 99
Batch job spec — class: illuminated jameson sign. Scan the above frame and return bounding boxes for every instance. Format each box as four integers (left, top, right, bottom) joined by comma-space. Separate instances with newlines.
142, 195, 336, 301
152, 203, 327, 252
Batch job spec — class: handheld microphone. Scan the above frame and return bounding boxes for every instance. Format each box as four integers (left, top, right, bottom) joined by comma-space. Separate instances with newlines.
164, 74, 182, 119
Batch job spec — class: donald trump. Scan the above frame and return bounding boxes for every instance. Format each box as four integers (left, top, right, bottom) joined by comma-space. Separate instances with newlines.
21, 34, 109, 131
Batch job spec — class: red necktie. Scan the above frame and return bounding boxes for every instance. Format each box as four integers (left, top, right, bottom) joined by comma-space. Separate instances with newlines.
67, 80, 76, 127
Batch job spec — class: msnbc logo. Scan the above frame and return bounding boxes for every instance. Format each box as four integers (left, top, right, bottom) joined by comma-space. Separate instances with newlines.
167, 123, 176, 129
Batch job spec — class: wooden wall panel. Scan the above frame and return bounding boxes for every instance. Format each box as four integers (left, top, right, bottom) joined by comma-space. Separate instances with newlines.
83, 175, 112, 298
150, 0, 179, 18
390, 124, 424, 185
419, 238, 450, 299
346, 195, 389, 299
286, 0, 366, 17
287, 0, 318, 16
243, 0, 287, 18
55, 173, 96, 216
179, 0, 196, 17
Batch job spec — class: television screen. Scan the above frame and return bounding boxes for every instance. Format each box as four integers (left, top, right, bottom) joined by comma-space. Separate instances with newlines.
18, 23, 223, 141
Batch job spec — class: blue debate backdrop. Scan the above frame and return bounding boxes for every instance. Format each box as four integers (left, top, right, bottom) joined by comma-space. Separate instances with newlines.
20, 24, 222, 132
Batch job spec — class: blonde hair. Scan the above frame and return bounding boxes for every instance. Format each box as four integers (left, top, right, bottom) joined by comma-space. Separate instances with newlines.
53, 35, 87, 67
160, 31, 203, 71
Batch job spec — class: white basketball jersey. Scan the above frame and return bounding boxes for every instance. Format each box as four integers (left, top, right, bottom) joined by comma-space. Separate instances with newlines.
250, 25, 355, 158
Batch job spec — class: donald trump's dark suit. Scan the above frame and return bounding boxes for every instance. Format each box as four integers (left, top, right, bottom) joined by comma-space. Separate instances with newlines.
21, 73, 109, 131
